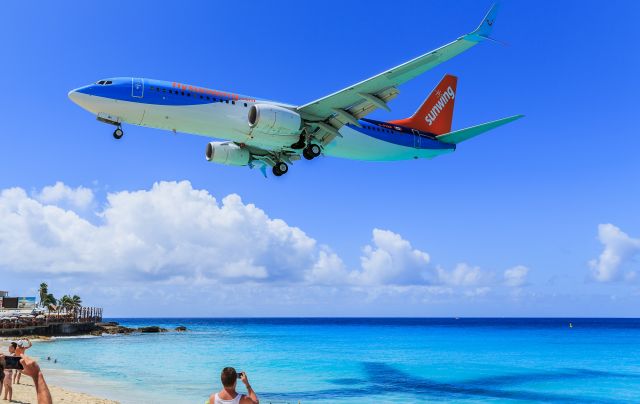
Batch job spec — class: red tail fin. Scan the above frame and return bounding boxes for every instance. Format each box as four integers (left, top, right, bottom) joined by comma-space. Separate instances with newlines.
389, 74, 457, 135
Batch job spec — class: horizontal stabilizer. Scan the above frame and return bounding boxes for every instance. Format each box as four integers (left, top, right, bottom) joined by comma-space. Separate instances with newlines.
436, 114, 523, 144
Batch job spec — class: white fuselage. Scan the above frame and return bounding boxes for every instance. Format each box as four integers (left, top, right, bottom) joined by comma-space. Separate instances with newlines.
68, 78, 454, 162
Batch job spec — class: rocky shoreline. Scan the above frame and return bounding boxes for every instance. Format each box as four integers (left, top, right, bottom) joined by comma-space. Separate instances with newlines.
0, 321, 188, 338
92, 322, 188, 335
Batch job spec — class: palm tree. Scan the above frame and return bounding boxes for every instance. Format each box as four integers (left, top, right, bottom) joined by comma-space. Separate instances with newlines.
70, 295, 82, 312
59, 295, 72, 314
38, 282, 48, 308
42, 293, 57, 314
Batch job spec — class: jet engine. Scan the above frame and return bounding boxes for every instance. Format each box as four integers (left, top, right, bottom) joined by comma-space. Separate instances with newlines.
248, 104, 302, 135
205, 142, 250, 166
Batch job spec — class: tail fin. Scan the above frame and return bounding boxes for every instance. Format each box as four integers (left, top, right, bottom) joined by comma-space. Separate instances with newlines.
389, 74, 457, 135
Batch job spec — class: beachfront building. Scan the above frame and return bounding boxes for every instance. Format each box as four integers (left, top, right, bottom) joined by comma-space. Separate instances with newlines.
0, 291, 36, 312
0, 289, 103, 336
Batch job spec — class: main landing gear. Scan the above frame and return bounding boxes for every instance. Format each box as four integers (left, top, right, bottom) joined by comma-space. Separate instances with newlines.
113, 127, 124, 140
302, 144, 321, 160
272, 161, 289, 177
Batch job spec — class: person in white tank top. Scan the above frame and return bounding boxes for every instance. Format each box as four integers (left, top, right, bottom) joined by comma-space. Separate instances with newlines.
208, 367, 259, 404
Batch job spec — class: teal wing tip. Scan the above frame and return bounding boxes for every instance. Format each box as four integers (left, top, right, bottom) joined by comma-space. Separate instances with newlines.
466, 2, 501, 42
499, 114, 525, 125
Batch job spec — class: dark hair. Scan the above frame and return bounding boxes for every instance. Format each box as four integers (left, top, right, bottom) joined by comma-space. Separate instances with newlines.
221, 367, 237, 387
10, 342, 17, 349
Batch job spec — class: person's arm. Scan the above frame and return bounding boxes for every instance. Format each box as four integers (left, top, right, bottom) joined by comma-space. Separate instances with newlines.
239, 372, 259, 404
25, 338, 33, 350
19, 356, 52, 404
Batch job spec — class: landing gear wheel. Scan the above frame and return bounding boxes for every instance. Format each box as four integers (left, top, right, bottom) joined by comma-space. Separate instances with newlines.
303, 148, 314, 160
308, 143, 321, 157
303, 144, 321, 160
113, 128, 124, 139
272, 161, 288, 176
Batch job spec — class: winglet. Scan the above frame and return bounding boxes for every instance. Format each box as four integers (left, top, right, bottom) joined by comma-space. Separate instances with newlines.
465, 3, 500, 42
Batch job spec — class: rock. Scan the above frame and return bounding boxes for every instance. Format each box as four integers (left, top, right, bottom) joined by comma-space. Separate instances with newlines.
96, 322, 119, 327
94, 322, 136, 335
175, 326, 187, 332
137, 326, 168, 333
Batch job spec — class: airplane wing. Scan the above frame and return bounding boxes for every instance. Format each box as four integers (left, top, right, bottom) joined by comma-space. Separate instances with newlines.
297, 3, 500, 145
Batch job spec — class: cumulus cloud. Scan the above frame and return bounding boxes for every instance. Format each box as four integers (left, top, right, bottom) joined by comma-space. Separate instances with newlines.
350, 229, 432, 285
503, 265, 530, 287
34, 181, 94, 210
0, 180, 525, 308
437, 263, 493, 287
0, 181, 322, 282
589, 224, 640, 282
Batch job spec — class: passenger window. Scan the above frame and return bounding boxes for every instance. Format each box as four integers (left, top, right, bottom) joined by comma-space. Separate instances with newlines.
225, 100, 229, 104
200, 95, 203, 99
181, 91, 184, 96
232, 100, 235, 105
244, 103, 247, 107
187, 93, 191, 97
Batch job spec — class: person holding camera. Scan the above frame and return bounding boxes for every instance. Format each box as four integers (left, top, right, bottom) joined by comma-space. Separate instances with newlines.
209, 367, 259, 404
0, 354, 51, 404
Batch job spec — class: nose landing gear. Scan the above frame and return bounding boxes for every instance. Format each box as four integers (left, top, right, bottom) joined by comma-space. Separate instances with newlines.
113, 127, 124, 140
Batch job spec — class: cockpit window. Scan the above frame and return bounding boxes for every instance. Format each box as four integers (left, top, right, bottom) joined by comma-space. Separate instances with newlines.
97, 80, 106, 85
105, 80, 112, 85
96, 80, 113, 85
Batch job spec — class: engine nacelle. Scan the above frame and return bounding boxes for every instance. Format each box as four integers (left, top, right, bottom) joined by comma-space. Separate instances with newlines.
205, 142, 250, 166
248, 104, 302, 135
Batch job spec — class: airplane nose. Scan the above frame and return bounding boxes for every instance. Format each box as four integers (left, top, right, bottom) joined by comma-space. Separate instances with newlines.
68, 89, 80, 104
68, 87, 94, 111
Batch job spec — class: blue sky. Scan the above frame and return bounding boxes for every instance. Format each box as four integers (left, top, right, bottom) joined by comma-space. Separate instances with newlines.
1, 1, 639, 317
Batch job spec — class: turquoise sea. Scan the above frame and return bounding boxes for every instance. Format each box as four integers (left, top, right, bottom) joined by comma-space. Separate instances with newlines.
27, 318, 640, 403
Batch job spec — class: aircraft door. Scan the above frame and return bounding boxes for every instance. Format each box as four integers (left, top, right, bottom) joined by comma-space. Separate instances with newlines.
132, 78, 144, 98
412, 129, 421, 148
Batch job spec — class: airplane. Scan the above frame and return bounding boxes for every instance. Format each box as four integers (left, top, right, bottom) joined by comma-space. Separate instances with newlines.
68, 4, 522, 177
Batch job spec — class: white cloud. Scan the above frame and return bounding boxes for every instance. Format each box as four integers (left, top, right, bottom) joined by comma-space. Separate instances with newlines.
350, 229, 432, 285
35, 181, 94, 210
437, 263, 492, 287
504, 265, 530, 287
589, 224, 640, 282
0, 181, 527, 312
0, 181, 323, 282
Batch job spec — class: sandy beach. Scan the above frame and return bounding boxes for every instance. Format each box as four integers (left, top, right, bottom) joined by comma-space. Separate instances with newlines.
6, 375, 118, 404
1, 337, 117, 404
